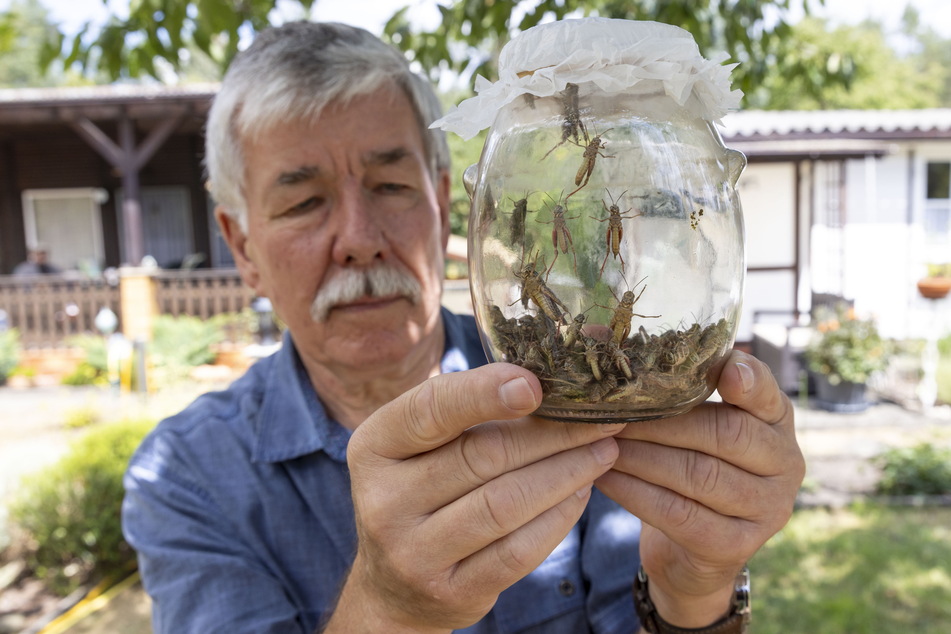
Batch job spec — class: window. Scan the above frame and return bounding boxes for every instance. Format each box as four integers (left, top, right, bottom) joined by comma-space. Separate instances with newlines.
925, 162, 951, 249
22, 188, 107, 273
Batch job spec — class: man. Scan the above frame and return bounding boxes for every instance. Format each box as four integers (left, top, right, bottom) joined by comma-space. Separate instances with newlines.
13, 244, 60, 275
122, 20, 804, 633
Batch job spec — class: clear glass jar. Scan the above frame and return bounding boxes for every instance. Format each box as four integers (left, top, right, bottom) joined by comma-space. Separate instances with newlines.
440, 19, 747, 422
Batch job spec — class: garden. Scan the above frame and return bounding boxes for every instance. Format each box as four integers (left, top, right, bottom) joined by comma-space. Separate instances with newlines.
0, 311, 950, 633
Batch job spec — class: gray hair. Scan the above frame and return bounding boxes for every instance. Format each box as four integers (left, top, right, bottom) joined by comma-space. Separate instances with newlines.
205, 21, 450, 229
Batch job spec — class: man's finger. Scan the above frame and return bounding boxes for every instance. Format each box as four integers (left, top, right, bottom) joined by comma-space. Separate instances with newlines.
350, 363, 543, 461
716, 350, 792, 427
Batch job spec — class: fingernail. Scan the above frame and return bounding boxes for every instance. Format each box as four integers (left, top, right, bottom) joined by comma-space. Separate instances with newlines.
736, 362, 755, 394
499, 376, 538, 411
590, 437, 617, 465
575, 484, 593, 499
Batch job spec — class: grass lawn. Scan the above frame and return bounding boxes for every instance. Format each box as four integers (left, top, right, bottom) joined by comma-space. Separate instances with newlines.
751, 504, 951, 633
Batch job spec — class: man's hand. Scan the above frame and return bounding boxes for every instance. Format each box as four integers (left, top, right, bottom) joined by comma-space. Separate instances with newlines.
327, 363, 625, 633
596, 350, 806, 629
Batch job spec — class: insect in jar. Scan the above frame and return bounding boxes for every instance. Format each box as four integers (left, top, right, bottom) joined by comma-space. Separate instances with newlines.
537, 197, 579, 275
592, 189, 642, 278
603, 281, 659, 345
542, 83, 588, 161
508, 195, 536, 253
512, 253, 570, 325
567, 128, 614, 198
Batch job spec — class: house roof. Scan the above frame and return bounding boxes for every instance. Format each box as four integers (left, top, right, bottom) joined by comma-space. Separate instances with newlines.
0, 82, 219, 126
720, 108, 951, 141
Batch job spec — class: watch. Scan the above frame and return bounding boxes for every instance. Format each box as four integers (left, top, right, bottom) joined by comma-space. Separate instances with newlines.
633, 565, 751, 634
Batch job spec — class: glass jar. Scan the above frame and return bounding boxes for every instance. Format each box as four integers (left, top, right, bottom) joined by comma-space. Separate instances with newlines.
437, 18, 747, 422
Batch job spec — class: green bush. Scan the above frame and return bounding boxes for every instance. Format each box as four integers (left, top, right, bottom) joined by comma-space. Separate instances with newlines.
148, 314, 223, 387
0, 327, 21, 382
62, 334, 108, 386
8, 419, 155, 595
874, 442, 951, 496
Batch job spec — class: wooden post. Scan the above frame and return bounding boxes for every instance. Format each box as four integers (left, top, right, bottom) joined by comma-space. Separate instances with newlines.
119, 266, 157, 342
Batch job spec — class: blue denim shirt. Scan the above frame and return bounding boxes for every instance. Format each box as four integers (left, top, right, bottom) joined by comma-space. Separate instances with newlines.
122, 309, 642, 633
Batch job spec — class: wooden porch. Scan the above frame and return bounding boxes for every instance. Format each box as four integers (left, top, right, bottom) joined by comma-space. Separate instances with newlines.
0, 269, 251, 348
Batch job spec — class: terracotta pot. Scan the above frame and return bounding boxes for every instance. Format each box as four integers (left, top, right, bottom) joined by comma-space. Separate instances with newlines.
917, 277, 951, 300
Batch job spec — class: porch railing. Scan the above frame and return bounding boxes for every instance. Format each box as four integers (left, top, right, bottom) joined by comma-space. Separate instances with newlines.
0, 274, 122, 348
0, 269, 251, 348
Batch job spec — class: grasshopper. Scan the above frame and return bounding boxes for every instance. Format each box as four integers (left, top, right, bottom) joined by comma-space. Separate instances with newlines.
508, 196, 536, 250
542, 83, 588, 161
538, 198, 579, 275
567, 128, 614, 198
592, 190, 642, 279
604, 281, 659, 345
512, 254, 570, 325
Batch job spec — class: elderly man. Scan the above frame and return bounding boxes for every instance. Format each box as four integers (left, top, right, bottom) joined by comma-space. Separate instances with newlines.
122, 20, 804, 634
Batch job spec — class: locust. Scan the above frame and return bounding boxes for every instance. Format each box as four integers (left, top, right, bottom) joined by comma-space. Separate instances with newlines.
508, 196, 536, 251
567, 128, 613, 198
512, 256, 570, 325
538, 199, 579, 275
604, 282, 659, 345
592, 190, 641, 278
542, 83, 588, 161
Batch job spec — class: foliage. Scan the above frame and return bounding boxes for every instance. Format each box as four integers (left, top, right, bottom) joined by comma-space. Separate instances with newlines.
47, 0, 314, 81
0, 327, 20, 382
753, 16, 947, 110
383, 0, 847, 109
926, 262, 951, 278
752, 505, 951, 633
148, 314, 224, 386
63, 405, 102, 429
7, 419, 156, 595
874, 443, 951, 496
804, 303, 890, 385
61, 333, 108, 386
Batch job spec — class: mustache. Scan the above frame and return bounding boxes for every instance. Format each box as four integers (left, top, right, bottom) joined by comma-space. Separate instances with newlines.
309, 265, 422, 322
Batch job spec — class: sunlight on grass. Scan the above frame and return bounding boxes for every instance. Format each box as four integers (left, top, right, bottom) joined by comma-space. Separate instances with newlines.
750, 505, 951, 634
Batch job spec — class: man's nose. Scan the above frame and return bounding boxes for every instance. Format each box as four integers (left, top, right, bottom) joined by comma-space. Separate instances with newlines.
330, 184, 390, 266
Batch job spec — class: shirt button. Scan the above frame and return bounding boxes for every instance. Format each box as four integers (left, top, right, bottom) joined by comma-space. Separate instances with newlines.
558, 579, 576, 596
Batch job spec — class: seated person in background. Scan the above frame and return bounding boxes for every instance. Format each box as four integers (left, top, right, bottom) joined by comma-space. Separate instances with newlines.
13, 244, 61, 275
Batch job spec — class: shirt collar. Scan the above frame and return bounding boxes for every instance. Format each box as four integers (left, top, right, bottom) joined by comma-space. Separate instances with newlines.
251, 308, 475, 465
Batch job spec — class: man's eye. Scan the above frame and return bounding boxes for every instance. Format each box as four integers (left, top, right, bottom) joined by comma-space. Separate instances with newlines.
376, 183, 409, 195
284, 196, 322, 216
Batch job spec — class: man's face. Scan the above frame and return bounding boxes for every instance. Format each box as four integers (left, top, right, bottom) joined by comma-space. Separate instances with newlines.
219, 86, 450, 371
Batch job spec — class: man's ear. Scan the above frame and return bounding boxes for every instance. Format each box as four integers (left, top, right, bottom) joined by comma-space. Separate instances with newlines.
214, 206, 261, 293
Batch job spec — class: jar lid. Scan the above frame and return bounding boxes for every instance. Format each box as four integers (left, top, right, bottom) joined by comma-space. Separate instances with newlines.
432, 17, 742, 139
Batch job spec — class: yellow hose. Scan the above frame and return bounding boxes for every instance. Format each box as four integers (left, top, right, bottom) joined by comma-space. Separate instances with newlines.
38, 570, 142, 634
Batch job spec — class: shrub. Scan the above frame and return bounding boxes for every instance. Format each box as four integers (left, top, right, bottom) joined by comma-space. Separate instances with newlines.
874, 442, 951, 496
147, 314, 223, 387
0, 327, 21, 383
62, 334, 108, 386
804, 303, 890, 385
8, 419, 155, 595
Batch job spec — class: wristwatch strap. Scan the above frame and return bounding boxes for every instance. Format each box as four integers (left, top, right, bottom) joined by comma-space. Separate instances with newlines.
634, 565, 750, 634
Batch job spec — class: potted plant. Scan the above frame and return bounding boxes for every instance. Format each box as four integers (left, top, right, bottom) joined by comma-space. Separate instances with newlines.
917, 263, 951, 300
803, 303, 890, 412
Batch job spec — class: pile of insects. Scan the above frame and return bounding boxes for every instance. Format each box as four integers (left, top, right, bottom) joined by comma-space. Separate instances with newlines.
473, 83, 735, 413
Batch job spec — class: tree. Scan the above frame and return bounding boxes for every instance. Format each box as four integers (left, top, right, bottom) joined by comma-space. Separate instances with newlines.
382, 0, 844, 107
50, 0, 850, 106
0, 0, 71, 87
752, 16, 947, 110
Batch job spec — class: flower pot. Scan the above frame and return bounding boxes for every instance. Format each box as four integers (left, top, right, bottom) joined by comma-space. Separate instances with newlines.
917, 277, 951, 300
813, 373, 870, 413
